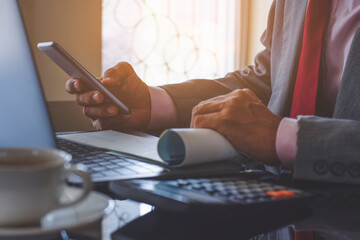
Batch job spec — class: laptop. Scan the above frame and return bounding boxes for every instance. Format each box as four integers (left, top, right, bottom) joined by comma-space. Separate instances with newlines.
0, 0, 247, 184
0, 0, 166, 183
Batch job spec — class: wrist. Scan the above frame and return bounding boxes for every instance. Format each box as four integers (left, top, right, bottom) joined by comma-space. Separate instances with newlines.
147, 86, 177, 129
275, 118, 297, 170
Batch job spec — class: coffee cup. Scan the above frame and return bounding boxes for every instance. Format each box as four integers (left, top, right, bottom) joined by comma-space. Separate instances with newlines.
0, 148, 92, 227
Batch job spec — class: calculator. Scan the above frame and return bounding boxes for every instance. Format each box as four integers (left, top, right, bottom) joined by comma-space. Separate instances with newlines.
110, 175, 312, 212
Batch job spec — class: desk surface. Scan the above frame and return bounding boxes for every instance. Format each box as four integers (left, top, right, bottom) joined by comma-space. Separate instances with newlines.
109, 180, 360, 240
39, 174, 360, 240
111, 202, 360, 240
39, 182, 360, 240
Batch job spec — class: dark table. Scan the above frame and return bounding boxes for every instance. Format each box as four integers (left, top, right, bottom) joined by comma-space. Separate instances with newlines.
110, 178, 360, 240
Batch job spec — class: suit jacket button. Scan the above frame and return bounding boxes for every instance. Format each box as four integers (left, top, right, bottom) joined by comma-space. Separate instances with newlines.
313, 161, 329, 175
331, 162, 345, 176
348, 164, 360, 178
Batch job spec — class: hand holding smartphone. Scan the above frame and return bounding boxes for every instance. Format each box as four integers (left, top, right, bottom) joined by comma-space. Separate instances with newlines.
37, 41, 130, 114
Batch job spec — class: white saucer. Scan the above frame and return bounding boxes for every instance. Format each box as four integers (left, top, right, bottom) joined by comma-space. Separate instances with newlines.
0, 186, 114, 239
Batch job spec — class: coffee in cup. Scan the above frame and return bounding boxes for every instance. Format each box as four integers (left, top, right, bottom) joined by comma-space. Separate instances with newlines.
0, 148, 91, 227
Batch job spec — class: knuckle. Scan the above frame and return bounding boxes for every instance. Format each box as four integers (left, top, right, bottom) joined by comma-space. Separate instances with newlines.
198, 99, 209, 106
221, 108, 233, 118
104, 62, 135, 84
235, 88, 242, 93
227, 98, 239, 108
243, 88, 257, 99
115, 62, 132, 70
97, 107, 107, 116
242, 88, 251, 93
76, 93, 89, 105
115, 62, 134, 77
229, 89, 255, 103
83, 106, 104, 117
233, 89, 243, 96
192, 104, 202, 115
103, 68, 117, 77
192, 106, 199, 115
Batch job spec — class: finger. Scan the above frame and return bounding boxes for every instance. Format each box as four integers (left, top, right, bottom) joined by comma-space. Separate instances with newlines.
192, 95, 228, 116
83, 103, 119, 118
102, 68, 119, 86
191, 112, 221, 129
102, 62, 134, 86
191, 113, 239, 145
65, 79, 88, 94
76, 91, 104, 106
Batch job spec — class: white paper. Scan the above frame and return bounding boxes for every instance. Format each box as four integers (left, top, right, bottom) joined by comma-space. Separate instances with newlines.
58, 130, 164, 164
158, 128, 238, 167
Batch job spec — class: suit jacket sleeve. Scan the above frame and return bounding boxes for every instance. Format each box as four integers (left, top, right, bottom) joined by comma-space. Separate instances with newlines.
294, 116, 360, 184
160, 2, 275, 127
293, 29, 360, 184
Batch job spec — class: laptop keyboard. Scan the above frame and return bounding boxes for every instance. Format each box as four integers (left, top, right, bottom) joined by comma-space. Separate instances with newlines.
57, 138, 166, 182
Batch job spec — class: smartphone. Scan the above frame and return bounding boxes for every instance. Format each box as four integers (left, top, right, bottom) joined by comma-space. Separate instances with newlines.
37, 41, 130, 114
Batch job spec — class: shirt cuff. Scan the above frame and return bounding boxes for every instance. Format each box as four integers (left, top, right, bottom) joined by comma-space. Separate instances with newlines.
147, 86, 177, 130
275, 118, 298, 169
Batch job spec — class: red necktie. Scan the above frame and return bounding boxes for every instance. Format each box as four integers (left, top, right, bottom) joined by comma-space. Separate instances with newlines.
290, 0, 331, 118
292, 1, 330, 239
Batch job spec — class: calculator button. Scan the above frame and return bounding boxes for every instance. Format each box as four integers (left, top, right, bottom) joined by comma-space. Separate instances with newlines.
266, 190, 295, 198
277, 190, 295, 197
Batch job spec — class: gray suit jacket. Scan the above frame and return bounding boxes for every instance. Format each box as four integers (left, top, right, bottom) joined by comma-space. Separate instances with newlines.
161, 0, 360, 184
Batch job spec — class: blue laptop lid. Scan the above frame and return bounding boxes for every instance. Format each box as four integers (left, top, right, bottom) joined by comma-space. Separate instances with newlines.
0, 0, 56, 148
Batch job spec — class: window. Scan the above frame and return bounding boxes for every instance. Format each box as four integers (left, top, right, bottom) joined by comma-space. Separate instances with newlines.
102, 0, 237, 86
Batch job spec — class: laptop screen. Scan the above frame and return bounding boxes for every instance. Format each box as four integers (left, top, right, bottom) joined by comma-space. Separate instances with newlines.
0, 0, 56, 148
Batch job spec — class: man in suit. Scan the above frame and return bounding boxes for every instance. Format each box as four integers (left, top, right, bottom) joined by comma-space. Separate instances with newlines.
66, 0, 360, 184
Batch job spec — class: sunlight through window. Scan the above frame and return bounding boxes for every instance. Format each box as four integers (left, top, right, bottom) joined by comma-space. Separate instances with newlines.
102, 0, 236, 86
